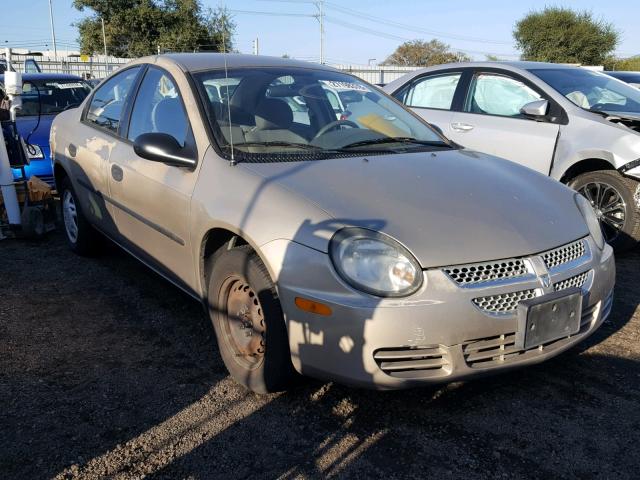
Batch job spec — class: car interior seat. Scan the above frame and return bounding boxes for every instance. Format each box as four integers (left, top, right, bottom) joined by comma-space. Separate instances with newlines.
152, 97, 187, 144
244, 98, 307, 144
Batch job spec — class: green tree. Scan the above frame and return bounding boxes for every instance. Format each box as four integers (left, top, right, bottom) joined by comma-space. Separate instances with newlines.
605, 56, 640, 71
514, 7, 618, 65
382, 39, 470, 67
73, 0, 235, 57
203, 6, 236, 52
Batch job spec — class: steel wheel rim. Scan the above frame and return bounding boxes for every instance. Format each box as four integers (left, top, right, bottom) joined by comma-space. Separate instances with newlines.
62, 190, 79, 243
220, 277, 266, 370
578, 181, 626, 243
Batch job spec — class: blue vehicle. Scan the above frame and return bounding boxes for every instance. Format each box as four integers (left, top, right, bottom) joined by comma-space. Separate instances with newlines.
0, 73, 92, 186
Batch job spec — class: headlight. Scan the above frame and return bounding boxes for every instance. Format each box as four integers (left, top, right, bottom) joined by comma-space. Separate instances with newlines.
330, 228, 423, 297
26, 144, 44, 159
575, 193, 605, 250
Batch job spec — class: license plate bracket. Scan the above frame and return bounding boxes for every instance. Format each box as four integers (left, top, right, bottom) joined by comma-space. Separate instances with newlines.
516, 287, 582, 350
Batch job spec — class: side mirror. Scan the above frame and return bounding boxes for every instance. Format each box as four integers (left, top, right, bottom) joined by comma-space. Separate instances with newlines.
520, 99, 549, 119
133, 132, 196, 168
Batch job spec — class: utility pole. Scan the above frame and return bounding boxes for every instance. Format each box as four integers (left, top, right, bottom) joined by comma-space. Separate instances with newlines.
101, 17, 109, 74
315, 0, 325, 64
48, 0, 58, 61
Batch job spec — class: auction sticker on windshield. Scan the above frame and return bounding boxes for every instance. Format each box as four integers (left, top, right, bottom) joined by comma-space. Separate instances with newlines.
320, 80, 369, 92
46, 82, 85, 89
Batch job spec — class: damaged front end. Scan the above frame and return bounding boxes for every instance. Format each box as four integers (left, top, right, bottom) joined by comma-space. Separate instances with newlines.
605, 114, 640, 133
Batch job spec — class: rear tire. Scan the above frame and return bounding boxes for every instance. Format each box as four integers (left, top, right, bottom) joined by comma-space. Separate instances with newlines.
59, 177, 102, 256
207, 245, 298, 394
568, 170, 640, 252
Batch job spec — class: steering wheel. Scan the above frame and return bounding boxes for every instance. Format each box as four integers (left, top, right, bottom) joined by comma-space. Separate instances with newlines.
313, 119, 359, 140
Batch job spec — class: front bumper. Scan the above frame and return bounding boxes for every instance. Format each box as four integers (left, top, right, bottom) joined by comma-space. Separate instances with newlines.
264, 236, 615, 389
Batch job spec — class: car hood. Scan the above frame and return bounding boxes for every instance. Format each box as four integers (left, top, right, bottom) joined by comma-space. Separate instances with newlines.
14, 115, 54, 148
243, 149, 589, 267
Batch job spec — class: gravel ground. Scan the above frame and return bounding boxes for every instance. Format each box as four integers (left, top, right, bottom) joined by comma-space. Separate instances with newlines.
1, 232, 640, 480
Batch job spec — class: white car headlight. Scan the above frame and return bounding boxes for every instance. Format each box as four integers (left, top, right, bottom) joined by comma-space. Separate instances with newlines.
575, 193, 605, 250
330, 228, 423, 297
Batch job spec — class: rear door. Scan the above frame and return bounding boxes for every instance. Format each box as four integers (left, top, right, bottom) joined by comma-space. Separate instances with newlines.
107, 66, 199, 288
447, 70, 560, 174
73, 66, 143, 235
392, 70, 466, 135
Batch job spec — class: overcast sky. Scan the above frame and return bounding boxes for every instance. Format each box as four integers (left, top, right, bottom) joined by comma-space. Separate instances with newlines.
2, 0, 638, 64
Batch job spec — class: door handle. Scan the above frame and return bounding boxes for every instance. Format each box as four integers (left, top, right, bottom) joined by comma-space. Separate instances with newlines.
68, 143, 77, 158
111, 164, 124, 182
451, 122, 474, 132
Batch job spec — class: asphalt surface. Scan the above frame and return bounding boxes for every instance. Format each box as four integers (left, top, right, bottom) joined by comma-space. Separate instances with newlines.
1, 232, 640, 479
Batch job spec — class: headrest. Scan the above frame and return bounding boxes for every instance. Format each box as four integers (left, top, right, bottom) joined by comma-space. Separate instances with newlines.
254, 98, 293, 130
153, 98, 186, 142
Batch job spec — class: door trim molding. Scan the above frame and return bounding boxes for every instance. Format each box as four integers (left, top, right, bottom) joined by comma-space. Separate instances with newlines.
76, 177, 186, 246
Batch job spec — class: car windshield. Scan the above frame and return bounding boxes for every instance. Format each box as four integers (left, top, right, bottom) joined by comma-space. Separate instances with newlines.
18, 79, 92, 116
194, 67, 450, 162
530, 68, 640, 114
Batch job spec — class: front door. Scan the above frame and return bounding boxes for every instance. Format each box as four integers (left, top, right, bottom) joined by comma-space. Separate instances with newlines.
447, 71, 560, 174
107, 66, 199, 288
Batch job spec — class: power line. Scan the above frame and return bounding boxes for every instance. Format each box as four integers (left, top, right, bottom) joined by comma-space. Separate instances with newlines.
239, 1, 519, 60
324, 1, 513, 46
325, 16, 518, 58
230, 9, 315, 18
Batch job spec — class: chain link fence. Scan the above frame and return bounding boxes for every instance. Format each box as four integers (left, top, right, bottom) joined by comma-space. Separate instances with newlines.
5, 53, 419, 84
329, 64, 422, 85
6, 54, 129, 79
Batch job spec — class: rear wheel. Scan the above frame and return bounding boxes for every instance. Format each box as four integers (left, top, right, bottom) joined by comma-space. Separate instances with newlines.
59, 177, 102, 255
568, 170, 640, 252
207, 245, 298, 393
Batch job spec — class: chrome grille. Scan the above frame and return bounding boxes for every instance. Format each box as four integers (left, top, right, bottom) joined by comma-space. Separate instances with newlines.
373, 346, 449, 378
472, 289, 537, 315
554, 271, 590, 292
543, 239, 586, 269
443, 259, 528, 286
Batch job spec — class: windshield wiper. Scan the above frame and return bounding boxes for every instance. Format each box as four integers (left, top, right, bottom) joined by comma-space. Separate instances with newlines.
229, 141, 324, 151
340, 137, 451, 150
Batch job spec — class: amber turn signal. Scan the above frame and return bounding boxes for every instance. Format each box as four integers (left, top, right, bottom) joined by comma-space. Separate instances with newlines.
295, 297, 332, 316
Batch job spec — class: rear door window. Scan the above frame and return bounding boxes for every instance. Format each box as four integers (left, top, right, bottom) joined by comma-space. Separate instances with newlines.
85, 66, 141, 134
405, 73, 462, 110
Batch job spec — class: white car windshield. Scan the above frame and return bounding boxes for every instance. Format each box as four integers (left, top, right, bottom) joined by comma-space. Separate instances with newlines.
194, 67, 451, 162
530, 68, 640, 114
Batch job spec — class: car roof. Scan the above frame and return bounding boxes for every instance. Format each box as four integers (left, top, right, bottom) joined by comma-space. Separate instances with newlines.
0, 72, 83, 82
138, 53, 339, 73
407, 61, 584, 72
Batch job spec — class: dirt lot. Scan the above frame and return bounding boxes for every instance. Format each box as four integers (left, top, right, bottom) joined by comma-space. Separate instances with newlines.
1, 231, 640, 480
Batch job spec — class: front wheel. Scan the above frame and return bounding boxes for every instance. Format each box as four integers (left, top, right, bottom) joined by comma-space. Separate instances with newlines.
207, 245, 298, 394
568, 170, 640, 252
